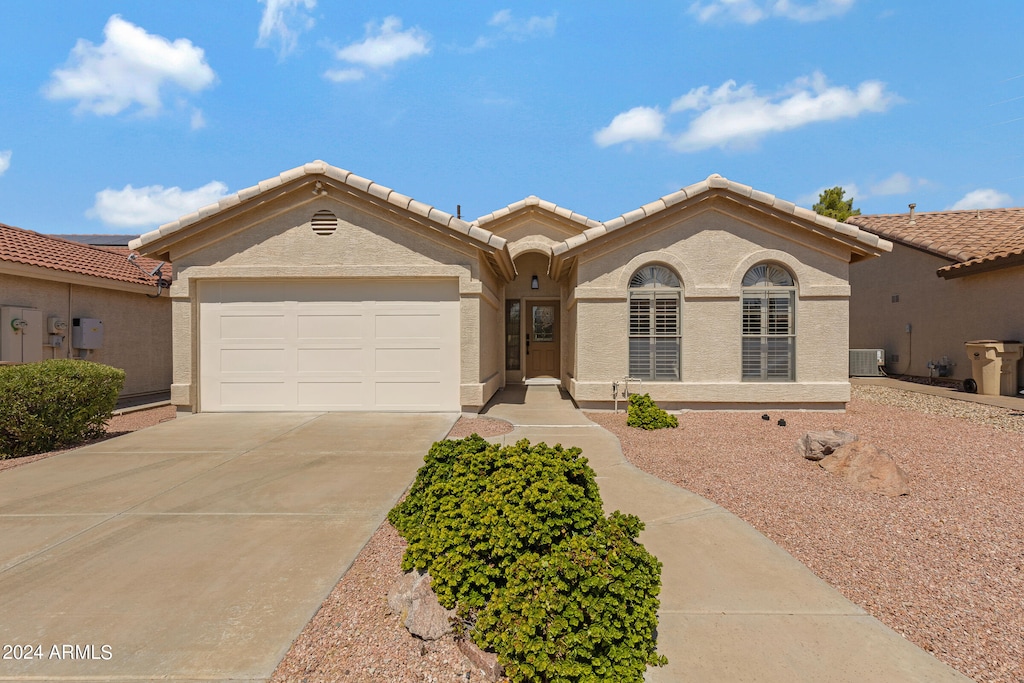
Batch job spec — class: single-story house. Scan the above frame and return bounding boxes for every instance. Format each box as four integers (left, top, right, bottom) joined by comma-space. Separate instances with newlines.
847, 206, 1024, 389
130, 161, 891, 414
0, 223, 172, 400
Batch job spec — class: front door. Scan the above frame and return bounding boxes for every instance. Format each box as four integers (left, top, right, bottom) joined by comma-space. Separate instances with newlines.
525, 300, 559, 378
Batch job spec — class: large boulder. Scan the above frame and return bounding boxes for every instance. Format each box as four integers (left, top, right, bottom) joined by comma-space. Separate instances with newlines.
386, 571, 455, 640
797, 430, 859, 461
819, 441, 910, 497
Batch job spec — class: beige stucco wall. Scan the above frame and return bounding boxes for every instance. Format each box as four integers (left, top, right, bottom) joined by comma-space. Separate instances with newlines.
850, 242, 1024, 387
163, 193, 500, 412
568, 203, 854, 408
0, 272, 172, 397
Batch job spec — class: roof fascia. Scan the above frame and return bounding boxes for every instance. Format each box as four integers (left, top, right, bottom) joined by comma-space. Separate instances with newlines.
938, 251, 1024, 279
0, 260, 161, 295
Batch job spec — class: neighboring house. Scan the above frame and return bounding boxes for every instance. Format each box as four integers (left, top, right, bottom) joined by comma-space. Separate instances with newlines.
130, 161, 890, 414
847, 207, 1024, 388
0, 223, 172, 399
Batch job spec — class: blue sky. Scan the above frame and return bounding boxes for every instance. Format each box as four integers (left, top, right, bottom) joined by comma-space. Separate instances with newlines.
1, 1, 1022, 235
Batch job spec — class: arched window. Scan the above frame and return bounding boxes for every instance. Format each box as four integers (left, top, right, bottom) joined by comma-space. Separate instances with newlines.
741, 263, 796, 381
629, 265, 681, 381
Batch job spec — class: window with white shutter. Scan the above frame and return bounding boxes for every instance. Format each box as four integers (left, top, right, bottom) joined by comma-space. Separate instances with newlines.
628, 265, 681, 381
741, 263, 796, 381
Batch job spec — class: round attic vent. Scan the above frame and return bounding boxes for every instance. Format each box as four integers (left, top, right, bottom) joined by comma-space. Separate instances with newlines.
311, 210, 338, 236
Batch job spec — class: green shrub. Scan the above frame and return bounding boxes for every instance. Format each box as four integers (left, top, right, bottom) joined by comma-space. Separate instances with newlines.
389, 436, 667, 682
475, 511, 667, 683
389, 436, 605, 610
0, 360, 124, 458
626, 393, 678, 430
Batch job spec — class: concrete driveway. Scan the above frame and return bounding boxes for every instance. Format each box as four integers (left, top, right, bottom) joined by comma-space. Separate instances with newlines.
0, 412, 456, 682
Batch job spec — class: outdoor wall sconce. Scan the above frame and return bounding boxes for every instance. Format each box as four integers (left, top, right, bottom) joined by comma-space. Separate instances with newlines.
531, 275, 539, 289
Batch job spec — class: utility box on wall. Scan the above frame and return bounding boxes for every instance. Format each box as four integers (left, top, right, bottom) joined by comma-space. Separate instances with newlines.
72, 318, 104, 350
1, 306, 43, 363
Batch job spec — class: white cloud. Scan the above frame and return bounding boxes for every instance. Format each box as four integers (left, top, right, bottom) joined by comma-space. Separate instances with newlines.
327, 16, 430, 83
45, 15, 215, 117
669, 72, 896, 152
594, 107, 666, 147
948, 189, 1014, 211
89, 181, 230, 228
488, 9, 558, 39
190, 108, 206, 130
689, 0, 854, 23
869, 172, 914, 196
324, 67, 365, 83
257, 0, 316, 57
0, 150, 10, 176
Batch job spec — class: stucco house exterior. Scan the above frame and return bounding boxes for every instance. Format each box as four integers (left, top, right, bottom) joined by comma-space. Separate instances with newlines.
847, 207, 1024, 390
0, 223, 172, 399
130, 161, 890, 414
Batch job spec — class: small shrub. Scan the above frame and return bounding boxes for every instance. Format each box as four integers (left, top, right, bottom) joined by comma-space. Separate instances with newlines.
390, 436, 667, 682
626, 393, 678, 430
0, 360, 124, 458
389, 436, 604, 610
475, 511, 667, 683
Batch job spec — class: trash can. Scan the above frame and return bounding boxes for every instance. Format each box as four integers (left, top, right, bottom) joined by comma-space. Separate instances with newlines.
964, 340, 1023, 396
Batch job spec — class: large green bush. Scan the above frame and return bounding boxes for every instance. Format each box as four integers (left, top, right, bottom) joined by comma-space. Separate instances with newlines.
0, 360, 124, 458
389, 436, 667, 681
626, 393, 678, 430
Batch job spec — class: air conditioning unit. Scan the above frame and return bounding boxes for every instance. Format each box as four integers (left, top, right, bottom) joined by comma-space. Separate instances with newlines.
849, 349, 885, 377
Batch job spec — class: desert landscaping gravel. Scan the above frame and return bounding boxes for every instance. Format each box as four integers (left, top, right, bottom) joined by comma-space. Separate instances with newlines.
5, 388, 1020, 682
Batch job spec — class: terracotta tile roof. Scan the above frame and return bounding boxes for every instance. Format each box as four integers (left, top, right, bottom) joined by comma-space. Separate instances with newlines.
552, 174, 890, 257
847, 207, 1024, 277
0, 222, 166, 287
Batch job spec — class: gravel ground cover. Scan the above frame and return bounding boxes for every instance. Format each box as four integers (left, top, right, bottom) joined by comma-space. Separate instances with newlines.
590, 384, 1023, 683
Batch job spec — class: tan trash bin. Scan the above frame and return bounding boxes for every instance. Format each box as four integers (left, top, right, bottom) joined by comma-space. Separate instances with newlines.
964, 340, 1023, 396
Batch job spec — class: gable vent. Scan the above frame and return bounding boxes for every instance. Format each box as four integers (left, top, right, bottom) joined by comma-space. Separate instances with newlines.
311, 210, 338, 236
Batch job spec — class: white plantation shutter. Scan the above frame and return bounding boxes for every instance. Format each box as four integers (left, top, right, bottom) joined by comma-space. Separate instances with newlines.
628, 266, 681, 381
741, 264, 795, 381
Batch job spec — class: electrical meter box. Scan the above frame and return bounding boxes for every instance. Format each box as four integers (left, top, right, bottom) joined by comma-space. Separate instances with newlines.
72, 318, 104, 350
1, 306, 43, 363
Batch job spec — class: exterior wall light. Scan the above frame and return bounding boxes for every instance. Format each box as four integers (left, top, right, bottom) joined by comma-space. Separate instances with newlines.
531, 275, 539, 289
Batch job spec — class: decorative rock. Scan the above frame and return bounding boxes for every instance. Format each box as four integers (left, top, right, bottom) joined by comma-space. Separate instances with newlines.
819, 441, 911, 497
386, 571, 455, 640
797, 430, 859, 461
456, 637, 504, 682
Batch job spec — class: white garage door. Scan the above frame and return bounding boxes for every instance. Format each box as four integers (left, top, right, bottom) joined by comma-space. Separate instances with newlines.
199, 280, 460, 412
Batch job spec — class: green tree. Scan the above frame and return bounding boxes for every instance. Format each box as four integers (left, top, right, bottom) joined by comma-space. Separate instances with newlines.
812, 186, 861, 222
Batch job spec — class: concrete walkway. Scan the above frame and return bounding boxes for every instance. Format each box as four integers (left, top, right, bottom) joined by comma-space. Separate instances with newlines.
481, 385, 970, 683
0, 412, 456, 682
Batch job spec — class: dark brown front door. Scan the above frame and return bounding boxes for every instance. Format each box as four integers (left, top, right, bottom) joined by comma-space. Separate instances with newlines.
525, 300, 559, 378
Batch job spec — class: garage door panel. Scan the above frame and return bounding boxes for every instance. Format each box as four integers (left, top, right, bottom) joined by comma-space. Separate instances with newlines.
374, 347, 441, 373
375, 382, 444, 408
200, 280, 459, 412
220, 382, 290, 408
296, 314, 364, 340
297, 381, 367, 408
219, 315, 287, 340
296, 347, 366, 373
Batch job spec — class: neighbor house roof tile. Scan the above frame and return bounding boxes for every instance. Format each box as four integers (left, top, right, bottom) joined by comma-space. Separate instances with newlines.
847, 207, 1024, 275
0, 223, 165, 286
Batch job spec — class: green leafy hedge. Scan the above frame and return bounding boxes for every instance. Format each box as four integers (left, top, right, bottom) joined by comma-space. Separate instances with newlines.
0, 360, 124, 458
626, 393, 678, 430
389, 435, 666, 682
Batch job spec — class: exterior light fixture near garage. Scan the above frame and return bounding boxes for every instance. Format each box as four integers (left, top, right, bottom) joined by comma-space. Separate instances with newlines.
531, 275, 539, 289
